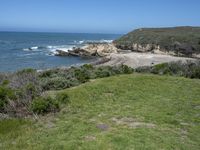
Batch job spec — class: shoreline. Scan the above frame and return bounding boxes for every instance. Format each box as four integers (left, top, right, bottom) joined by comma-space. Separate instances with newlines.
93, 51, 197, 68
0, 51, 198, 73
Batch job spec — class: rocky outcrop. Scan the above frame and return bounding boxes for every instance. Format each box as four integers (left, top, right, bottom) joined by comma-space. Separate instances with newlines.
55, 50, 70, 56
55, 43, 119, 57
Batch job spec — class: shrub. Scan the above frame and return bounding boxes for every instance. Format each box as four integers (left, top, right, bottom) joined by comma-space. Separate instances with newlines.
56, 92, 70, 104
24, 83, 39, 99
39, 69, 59, 78
74, 68, 90, 83
16, 68, 36, 75
81, 64, 94, 70
31, 97, 59, 114
95, 69, 111, 78
41, 77, 78, 90
121, 64, 134, 74
135, 60, 200, 79
0, 82, 15, 112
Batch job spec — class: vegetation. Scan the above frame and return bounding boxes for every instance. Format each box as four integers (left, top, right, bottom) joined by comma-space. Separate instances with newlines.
0, 64, 133, 117
136, 60, 200, 79
31, 97, 59, 114
114, 26, 200, 56
0, 74, 199, 149
0, 61, 200, 117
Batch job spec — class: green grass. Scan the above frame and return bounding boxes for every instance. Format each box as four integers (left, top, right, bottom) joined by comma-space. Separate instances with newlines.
0, 74, 200, 149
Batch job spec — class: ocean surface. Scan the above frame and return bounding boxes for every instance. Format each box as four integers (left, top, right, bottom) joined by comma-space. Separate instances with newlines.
0, 32, 121, 72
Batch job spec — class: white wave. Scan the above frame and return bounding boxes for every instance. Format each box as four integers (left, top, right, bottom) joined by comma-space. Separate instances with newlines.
30, 46, 38, 50
23, 48, 30, 51
19, 53, 38, 56
46, 45, 76, 56
83, 39, 113, 44
79, 40, 84, 44
100, 39, 113, 43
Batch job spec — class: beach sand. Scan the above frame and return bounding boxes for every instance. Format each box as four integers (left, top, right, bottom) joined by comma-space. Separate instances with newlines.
99, 52, 195, 68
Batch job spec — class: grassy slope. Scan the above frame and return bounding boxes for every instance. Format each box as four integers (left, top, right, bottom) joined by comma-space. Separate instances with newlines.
0, 74, 200, 150
114, 26, 200, 54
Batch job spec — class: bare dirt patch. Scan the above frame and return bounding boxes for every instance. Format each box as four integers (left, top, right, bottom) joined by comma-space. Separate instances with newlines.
111, 117, 156, 128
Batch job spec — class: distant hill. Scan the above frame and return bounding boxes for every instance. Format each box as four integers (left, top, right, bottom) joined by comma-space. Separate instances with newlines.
113, 26, 200, 57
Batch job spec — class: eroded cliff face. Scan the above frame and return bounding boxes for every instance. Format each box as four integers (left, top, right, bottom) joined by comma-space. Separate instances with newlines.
113, 27, 200, 57
84, 43, 118, 56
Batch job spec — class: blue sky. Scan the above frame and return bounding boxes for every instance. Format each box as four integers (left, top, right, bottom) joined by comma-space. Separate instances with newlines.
0, 0, 199, 34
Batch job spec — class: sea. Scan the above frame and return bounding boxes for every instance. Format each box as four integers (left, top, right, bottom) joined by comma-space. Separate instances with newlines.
0, 32, 121, 72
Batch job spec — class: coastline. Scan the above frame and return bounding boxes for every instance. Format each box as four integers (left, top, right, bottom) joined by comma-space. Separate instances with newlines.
95, 51, 196, 68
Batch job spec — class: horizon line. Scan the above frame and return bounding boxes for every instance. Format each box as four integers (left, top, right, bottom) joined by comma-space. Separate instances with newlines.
0, 30, 124, 35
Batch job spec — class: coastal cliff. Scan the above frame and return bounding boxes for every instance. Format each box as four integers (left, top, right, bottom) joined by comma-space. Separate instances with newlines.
113, 26, 200, 57
55, 27, 200, 58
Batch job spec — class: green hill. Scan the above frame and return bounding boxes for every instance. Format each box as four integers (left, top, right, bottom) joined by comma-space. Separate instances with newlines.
114, 26, 200, 56
1, 74, 200, 149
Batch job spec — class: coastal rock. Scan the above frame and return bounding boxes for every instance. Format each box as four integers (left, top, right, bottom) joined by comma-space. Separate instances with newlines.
55, 50, 69, 56
132, 43, 154, 52
56, 43, 119, 57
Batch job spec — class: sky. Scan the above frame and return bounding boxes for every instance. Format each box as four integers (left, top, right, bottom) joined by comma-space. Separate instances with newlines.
0, 0, 200, 34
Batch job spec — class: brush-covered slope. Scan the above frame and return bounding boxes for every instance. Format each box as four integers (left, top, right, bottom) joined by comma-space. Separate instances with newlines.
1, 74, 200, 149
114, 26, 200, 56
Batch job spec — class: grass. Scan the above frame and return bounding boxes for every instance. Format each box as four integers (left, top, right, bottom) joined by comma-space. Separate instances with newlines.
0, 74, 200, 149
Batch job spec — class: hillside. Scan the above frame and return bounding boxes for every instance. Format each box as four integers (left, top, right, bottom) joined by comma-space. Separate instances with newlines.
1, 74, 200, 149
114, 26, 200, 57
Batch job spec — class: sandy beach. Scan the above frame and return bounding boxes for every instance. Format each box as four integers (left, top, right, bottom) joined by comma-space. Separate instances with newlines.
100, 52, 196, 68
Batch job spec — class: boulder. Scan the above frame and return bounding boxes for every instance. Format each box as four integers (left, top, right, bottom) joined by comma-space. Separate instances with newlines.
55, 50, 69, 56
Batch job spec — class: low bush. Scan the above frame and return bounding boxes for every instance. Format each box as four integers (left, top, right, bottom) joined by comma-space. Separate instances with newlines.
16, 68, 36, 75
74, 68, 90, 83
56, 92, 70, 104
31, 97, 59, 114
121, 64, 134, 74
0, 82, 15, 112
135, 60, 200, 79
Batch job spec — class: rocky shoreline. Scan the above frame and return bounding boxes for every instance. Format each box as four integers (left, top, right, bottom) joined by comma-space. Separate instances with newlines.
54, 42, 199, 68
55, 43, 119, 57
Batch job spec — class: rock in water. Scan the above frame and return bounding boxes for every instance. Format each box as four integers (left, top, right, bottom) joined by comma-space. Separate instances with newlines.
55, 43, 119, 57
55, 50, 69, 56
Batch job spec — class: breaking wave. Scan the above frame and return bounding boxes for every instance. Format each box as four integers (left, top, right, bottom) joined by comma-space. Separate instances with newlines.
22, 39, 113, 56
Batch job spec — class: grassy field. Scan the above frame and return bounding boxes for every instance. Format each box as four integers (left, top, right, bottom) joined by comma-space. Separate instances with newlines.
0, 74, 200, 150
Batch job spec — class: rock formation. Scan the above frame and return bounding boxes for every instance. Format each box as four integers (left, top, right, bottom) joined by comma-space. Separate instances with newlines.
55, 43, 119, 57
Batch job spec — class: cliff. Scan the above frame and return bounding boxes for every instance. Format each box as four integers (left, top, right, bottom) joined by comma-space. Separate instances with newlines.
113, 26, 200, 57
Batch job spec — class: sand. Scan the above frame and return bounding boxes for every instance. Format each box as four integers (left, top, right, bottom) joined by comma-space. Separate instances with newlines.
99, 52, 195, 68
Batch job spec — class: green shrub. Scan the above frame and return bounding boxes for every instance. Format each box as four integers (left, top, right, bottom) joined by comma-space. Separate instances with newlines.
74, 68, 90, 83
56, 92, 70, 104
152, 63, 169, 74
17, 68, 36, 75
135, 61, 200, 79
95, 69, 111, 78
121, 64, 134, 74
81, 64, 94, 70
24, 83, 39, 99
39, 69, 59, 78
0, 83, 15, 111
31, 97, 59, 114
42, 78, 67, 90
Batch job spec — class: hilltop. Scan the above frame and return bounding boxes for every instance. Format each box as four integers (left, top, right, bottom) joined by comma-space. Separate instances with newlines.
113, 26, 200, 57
1, 74, 200, 149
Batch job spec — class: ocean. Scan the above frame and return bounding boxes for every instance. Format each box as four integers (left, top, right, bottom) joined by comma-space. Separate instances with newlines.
0, 32, 121, 72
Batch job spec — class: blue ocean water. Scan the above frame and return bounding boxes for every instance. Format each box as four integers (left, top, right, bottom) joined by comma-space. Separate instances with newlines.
0, 32, 121, 72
